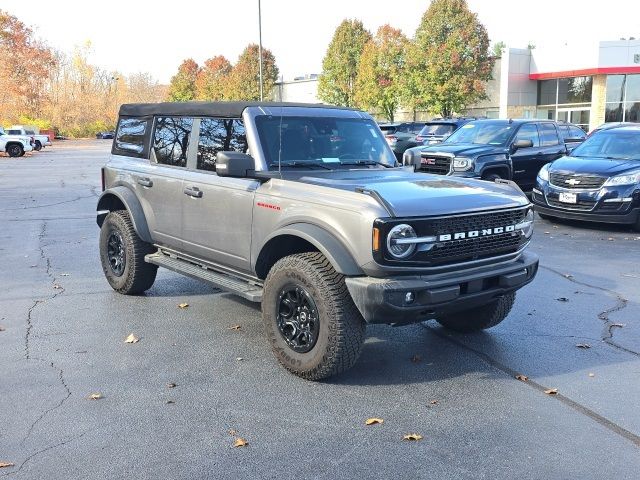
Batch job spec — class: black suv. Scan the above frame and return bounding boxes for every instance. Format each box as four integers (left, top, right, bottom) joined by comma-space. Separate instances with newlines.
404, 119, 573, 191
415, 117, 478, 145
379, 122, 425, 160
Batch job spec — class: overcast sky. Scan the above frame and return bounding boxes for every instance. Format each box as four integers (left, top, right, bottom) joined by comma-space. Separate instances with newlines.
6, 0, 640, 83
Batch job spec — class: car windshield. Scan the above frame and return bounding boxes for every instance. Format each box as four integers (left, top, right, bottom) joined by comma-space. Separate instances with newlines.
443, 122, 514, 146
570, 130, 640, 160
419, 124, 456, 136
256, 116, 397, 170
7, 130, 20, 135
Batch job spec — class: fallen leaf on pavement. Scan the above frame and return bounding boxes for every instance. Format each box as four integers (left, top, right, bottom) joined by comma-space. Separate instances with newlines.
228, 325, 242, 331
60, 273, 70, 276
166, 400, 175, 405
429, 400, 439, 405
563, 273, 573, 279
124, 333, 139, 344
236, 357, 243, 361
410, 354, 422, 363
544, 388, 558, 395
402, 434, 423, 441
588, 373, 595, 378
178, 303, 189, 309
228, 429, 238, 436
608, 237, 614, 241
53, 284, 62, 289
365, 418, 384, 425
610, 323, 625, 329
233, 437, 248, 447
167, 383, 177, 388
515, 374, 528, 382
0, 462, 14, 469
544, 231, 550, 234
88, 393, 103, 400
576, 343, 591, 349
555, 297, 569, 302
0, 326, 5, 332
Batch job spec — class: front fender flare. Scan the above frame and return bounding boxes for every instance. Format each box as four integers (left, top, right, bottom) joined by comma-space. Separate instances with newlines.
257, 223, 364, 276
96, 186, 152, 243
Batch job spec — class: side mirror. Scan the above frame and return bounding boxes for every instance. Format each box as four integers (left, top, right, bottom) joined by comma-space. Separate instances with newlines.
510, 139, 533, 153
216, 152, 255, 178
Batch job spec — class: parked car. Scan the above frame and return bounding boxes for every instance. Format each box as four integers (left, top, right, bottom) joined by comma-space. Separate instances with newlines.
587, 122, 637, 138
403, 119, 572, 191
97, 101, 538, 380
7, 126, 52, 151
96, 131, 115, 139
532, 125, 640, 231
415, 117, 478, 145
379, 121, 425, 161
0, 127, 34, 157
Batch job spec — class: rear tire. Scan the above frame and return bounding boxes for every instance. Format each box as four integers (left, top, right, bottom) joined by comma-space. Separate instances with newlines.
6, 144, 23, 157
436, 293, 516, 333
99, 210, 157, 294
262, 252, 366, 380
34, 141, 42, 151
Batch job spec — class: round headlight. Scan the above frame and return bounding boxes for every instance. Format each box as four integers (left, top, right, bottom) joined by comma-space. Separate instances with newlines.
386, 224, 417, 259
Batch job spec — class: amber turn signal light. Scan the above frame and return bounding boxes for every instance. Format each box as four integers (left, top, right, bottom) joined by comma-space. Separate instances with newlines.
372, 227, 380, 252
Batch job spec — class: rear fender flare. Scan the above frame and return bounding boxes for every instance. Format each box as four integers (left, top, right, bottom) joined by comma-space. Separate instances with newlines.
96, 186, 152, 243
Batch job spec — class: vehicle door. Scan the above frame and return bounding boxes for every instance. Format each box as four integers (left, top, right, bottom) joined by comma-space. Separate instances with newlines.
510, 123, 541, 188
538, 122, 566, 165
180, 118, 258, 272
132, 116, 193, 249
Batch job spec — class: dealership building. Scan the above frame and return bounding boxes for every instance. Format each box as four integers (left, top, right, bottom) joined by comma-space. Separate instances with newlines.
274, 39, 640, 132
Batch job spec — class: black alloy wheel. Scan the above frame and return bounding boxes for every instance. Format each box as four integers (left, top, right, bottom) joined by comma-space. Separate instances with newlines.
106, 230, 126, 277
276, 285, 319, 353
7, 144, 23, 157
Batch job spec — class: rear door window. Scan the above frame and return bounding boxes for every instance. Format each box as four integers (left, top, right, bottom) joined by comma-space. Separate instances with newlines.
114, 117, 151, 157
197, 118, 248, 172
539, 123, 560, 146
153, 117, 193, 167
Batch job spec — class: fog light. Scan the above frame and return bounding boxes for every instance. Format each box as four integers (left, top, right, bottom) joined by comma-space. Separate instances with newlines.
405, 292, 415, 304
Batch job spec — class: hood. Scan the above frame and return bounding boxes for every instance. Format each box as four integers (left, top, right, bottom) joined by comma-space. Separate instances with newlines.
416, 143, 506, 158
550, 156, 640, 177
295, 168, 528, 217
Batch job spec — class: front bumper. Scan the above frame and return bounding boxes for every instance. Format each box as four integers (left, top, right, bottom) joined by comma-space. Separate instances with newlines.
345, 251, 538, 325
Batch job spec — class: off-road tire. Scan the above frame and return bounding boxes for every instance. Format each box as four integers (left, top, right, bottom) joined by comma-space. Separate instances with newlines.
436, 292, 516, 333
6, 144, 23, 157
99, 210, 157, 294
34, 140, 42, 151
262, 252, 366, 381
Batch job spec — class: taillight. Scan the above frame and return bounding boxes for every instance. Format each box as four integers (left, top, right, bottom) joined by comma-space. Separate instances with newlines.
385, 135, 397, 144
101, 167, 106, 191
415, 135, 425, 142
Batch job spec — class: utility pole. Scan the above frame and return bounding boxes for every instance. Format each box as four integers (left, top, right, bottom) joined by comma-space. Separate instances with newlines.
258, 0, 264, 101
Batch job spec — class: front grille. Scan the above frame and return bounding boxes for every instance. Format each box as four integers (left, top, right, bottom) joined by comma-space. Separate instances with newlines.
428, 233, 523, 263
428, 208, 526, 236
546, 197, 595, 211
418, 154, 451, 175
550, 172, 606, 189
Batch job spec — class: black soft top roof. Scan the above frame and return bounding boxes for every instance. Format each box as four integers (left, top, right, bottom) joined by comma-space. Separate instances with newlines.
119, 101, 355, 118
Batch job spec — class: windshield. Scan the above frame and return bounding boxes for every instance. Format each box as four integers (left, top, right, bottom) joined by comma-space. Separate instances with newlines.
256, 116, 397, 170
570, 130, 640, 160
419, 124, 456, 136
7, 130, 21, 135
444, 122, 514, 146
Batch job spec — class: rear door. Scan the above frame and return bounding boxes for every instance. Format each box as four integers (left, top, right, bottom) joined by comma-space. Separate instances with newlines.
180, 118, 258, 272
538, 122, 566, 165
510, 123, 541, 188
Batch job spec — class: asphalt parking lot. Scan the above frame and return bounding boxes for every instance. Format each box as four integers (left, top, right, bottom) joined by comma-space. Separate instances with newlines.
1, 140, 639, 479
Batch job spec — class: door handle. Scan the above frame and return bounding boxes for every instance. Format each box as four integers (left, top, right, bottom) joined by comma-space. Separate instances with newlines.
137, 177, 153, 187
183, 186, 203, 198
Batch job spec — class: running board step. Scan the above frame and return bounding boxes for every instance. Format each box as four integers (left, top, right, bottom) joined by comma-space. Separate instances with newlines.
145, 253, 263, 302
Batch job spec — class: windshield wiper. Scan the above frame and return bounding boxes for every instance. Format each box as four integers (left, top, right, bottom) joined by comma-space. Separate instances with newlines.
339, 159, 395, 168
270, 161, 333, 170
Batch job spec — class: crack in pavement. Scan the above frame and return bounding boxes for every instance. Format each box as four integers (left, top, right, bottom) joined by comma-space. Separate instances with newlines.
0, 431, 89, 478
419, 323, 640, 448
20, 221, 71, 448
3, 193, 96, 211
541, 265, 638, 357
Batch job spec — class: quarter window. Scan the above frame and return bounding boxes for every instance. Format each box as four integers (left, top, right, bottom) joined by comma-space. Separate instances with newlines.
153, 117, 193, 167
515, 124, 539, 147
197, 118, 248, 171
538, 123, 560, 146
114, 117, 149, 156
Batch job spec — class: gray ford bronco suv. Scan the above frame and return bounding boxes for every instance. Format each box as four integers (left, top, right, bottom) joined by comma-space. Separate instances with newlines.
97, 102, 538, 380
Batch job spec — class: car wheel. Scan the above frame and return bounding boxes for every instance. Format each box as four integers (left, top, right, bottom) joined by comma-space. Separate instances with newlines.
99, 210, 157, 295
436, 293, 515, 333
34, 140, 42, 151
482, 172, 502, 182
6, 144, 23, 157
262, 252, 366, 380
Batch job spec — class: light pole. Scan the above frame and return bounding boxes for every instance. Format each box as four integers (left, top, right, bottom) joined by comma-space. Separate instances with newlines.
258, 0, 264, 101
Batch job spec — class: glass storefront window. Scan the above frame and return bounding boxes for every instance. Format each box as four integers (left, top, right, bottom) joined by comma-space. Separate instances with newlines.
605, 75, 626, 103
558, 77, 593, 104
537, 80, 556, 105
626, 74, 640, 102
625, 102, 640, 122
605, 103, 624, 122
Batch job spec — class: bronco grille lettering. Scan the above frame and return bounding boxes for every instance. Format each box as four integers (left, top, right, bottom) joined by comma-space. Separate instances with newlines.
437, 225, 516, 242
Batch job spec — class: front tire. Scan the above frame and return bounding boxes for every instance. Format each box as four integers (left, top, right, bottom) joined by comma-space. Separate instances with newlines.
262, 252, 366, 381
6, 144, 23, 157
99, 210, 157, 294
436, 293, 516, 333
